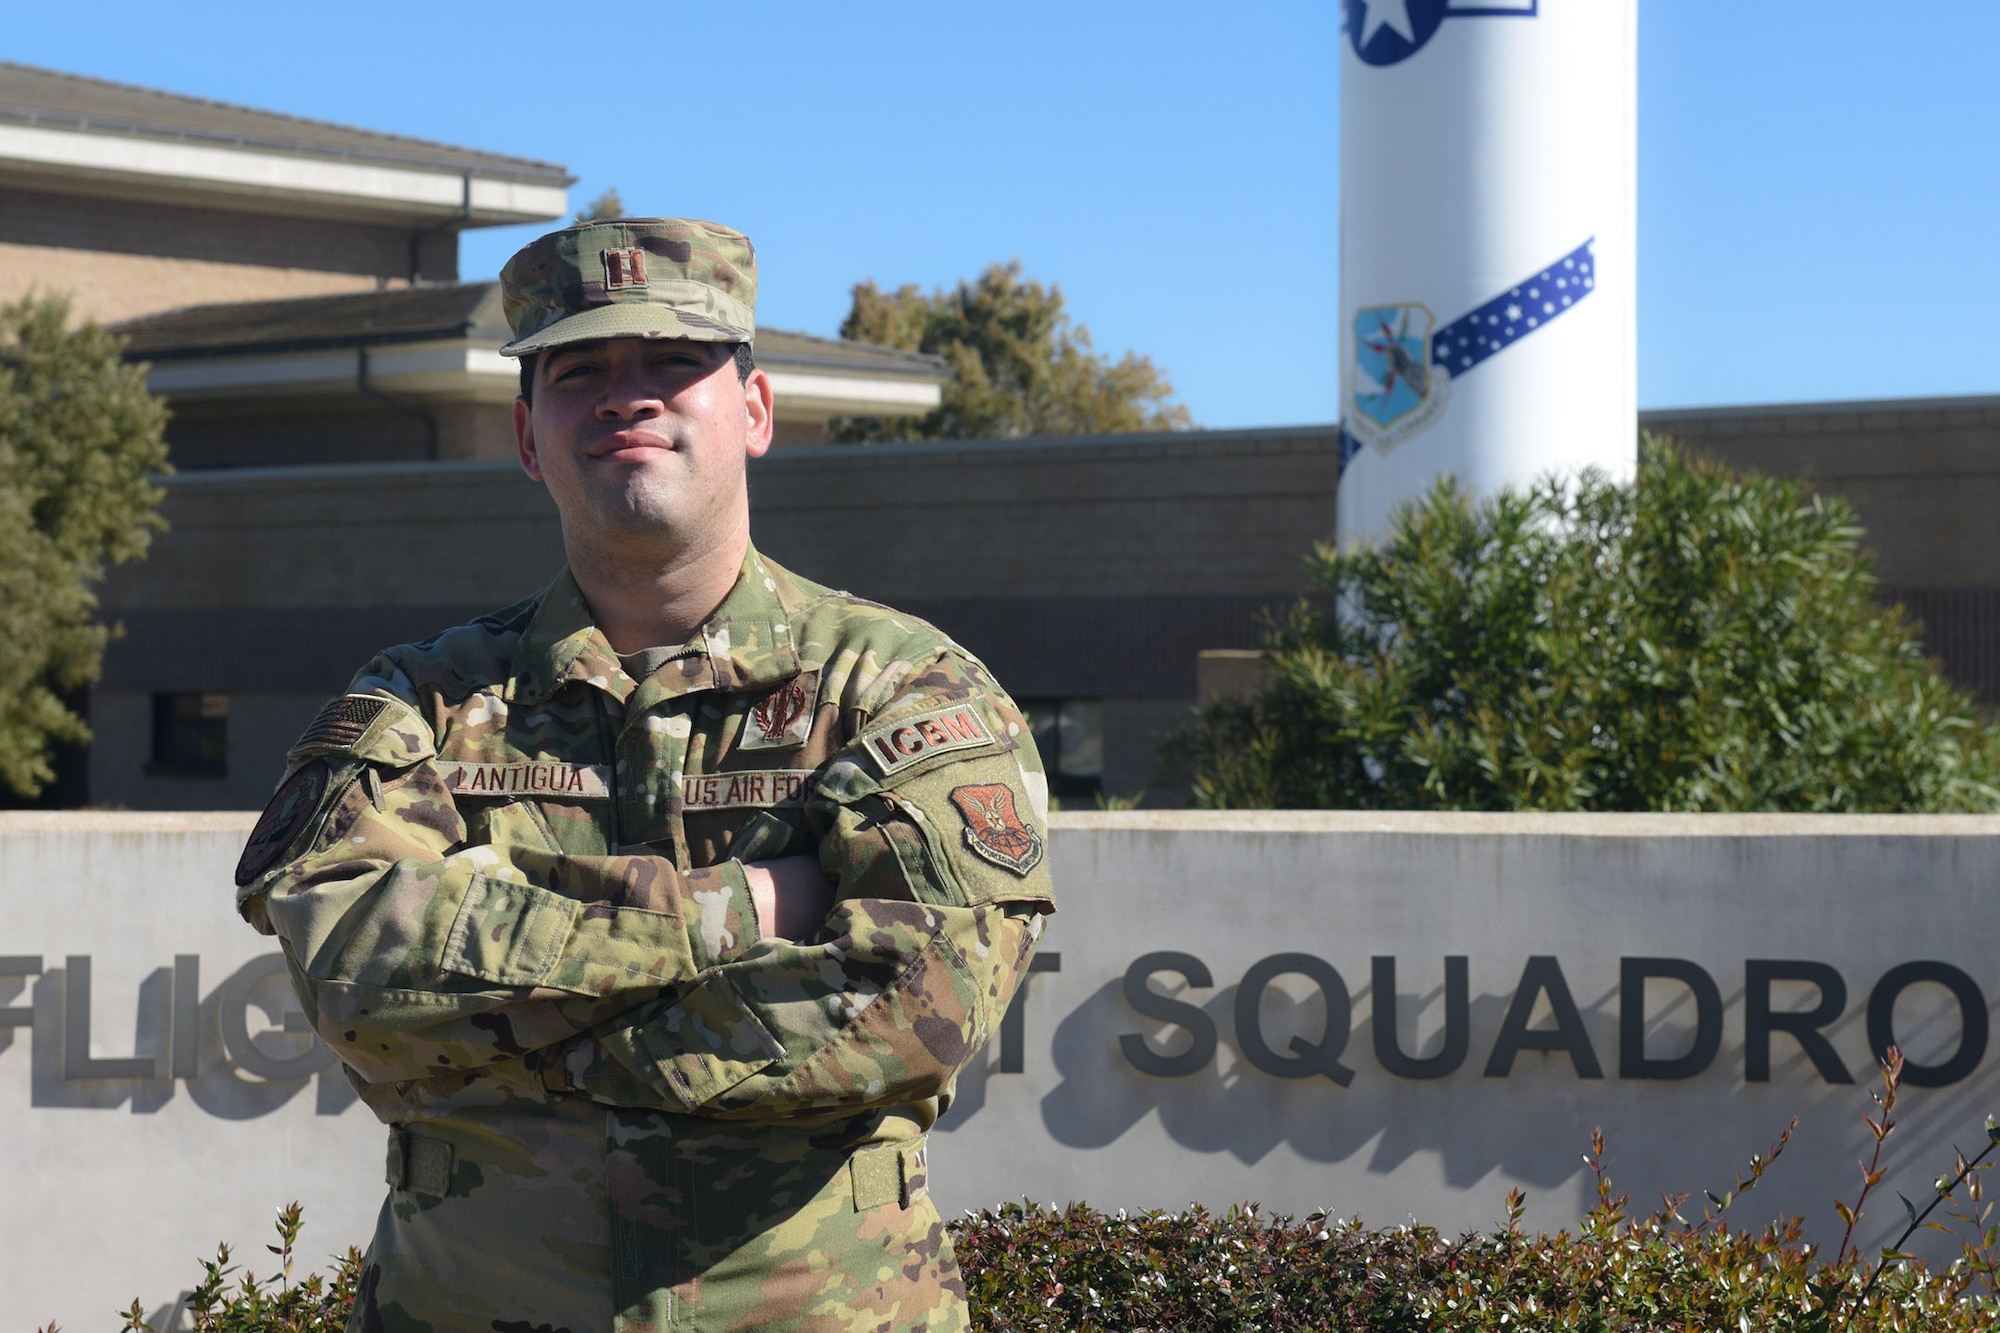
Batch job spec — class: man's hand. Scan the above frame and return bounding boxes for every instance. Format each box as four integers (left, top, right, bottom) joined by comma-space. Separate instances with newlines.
744, 856, 836, 942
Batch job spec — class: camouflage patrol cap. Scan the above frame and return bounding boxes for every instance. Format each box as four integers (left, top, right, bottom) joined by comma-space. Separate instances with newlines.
498, 217, 756, 357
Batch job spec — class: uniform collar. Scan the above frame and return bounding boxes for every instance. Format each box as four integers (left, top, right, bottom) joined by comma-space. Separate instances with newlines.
508, 546, 801, 706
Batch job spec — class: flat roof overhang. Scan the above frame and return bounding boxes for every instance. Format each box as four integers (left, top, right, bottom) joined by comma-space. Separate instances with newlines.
0, 120, 568, 226
145, 340, 945, 419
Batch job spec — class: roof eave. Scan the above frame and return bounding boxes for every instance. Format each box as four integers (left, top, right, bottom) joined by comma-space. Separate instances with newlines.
0, 119, 569, 226
142, 337, 946, 420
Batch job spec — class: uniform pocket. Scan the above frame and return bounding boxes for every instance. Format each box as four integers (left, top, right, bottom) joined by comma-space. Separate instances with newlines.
439, 873, 580, 986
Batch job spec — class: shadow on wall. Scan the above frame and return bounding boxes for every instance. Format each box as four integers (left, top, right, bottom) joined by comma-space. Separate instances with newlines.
940, 953, 1989, 1206
15, 954, 356, 1117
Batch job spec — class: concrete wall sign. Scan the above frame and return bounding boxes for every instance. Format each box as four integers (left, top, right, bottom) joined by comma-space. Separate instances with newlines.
4, 811, 1997, 1328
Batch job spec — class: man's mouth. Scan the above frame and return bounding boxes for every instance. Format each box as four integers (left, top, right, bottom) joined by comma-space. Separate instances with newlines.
589, 430, 678, 461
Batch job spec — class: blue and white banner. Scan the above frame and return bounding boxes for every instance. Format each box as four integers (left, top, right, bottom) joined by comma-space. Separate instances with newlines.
1337, 0, 1636, 542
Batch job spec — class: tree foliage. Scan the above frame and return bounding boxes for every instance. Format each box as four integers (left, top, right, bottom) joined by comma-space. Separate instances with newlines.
1174, 440, 2000, 813
0, 293, 169, 798
830, 260, 1193, 441
572, 187, 625, 223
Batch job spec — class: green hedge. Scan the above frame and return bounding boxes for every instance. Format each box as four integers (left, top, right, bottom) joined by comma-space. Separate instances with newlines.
91, 1182, 2000, 1332
74, 1058, 2000, 1332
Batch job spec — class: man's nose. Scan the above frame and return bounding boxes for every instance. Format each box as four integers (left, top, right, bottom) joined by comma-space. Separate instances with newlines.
595, 365, 664, 419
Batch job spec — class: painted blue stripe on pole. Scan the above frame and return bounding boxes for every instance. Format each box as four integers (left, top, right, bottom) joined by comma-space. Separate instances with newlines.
1428, 237, 1595, 380
1340, 428, 1366, 473
1339, 236, 1597, 478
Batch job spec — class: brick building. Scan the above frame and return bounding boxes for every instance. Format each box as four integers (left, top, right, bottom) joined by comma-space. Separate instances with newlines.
4, 64, 1996, 811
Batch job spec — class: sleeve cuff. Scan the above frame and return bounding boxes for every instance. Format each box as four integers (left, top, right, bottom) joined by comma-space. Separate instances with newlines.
587, 970, 785, 1111
682, 859, 760, 971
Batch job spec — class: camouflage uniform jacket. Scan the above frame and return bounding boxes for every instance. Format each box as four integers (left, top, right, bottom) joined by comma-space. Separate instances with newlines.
236, 547, 1056, 1333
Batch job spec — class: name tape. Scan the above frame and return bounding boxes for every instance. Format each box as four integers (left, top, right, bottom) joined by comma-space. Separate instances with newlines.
860, 705, 995, 778
679, 769, 817, 812
438, 761, 612, 800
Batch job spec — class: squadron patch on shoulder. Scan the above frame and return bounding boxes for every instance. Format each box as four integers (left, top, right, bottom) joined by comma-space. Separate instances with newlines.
948, 783, 1045, 877
740, 678, 814, 750
235, 759, 334, 886
297, 695, 390, 753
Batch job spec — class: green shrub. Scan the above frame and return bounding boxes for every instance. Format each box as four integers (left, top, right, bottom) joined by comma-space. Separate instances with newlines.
1171, 440, 2000, 812
82, 1059, 2000, 1332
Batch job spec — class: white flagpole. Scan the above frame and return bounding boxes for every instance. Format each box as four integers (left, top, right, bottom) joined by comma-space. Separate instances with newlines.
1337, 0, 1638, 546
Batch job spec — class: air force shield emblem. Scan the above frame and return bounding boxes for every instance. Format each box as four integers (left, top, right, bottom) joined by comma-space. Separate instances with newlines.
1347, 302, 1450, 454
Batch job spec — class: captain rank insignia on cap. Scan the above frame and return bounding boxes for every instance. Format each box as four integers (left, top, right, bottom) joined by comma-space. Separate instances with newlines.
603, 246, 648, 290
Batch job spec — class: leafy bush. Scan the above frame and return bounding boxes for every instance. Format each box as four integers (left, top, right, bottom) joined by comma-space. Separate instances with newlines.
0, 291, 170, 798
74, 1057, 1998, 1331
1172, 440, 2000, 812
958, 1055, 2000, 1332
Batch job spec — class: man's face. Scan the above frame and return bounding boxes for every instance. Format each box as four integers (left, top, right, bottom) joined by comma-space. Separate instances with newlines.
513, 337, 773, 552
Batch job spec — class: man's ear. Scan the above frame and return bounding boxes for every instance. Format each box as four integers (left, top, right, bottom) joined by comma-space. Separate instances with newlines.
743, 367, 775, 460
514, 397, 544, 480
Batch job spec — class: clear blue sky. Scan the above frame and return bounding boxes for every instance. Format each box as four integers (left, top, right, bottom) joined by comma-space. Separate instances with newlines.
8, 1, 1996, 428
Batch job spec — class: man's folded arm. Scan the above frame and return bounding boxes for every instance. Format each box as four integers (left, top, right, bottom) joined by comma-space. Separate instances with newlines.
236, 692, 760, 1084
561, 677, 1057, 1119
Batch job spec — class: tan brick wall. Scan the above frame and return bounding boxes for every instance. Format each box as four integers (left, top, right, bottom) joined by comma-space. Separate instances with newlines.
0, 184, 456, 324
1646, 400, 2000, 588
0, 242, 390, 325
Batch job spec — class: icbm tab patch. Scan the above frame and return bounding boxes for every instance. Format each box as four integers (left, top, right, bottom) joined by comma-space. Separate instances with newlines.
859, 705, 994, 778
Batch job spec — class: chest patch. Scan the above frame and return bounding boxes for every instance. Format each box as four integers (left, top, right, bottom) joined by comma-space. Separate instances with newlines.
437, 761, 611, 800
739, 679, 815, 750
859, 705, 995, 778
680, 769, 816, 811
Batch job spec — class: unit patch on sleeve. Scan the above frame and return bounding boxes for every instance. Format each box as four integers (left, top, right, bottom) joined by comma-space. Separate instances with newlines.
739, 678, 815, 750
948, 783, 1045, 876
437, 761, 612, 800
235, 759, 334, 886
679, 769, 816, 812
859, 704, 995, 778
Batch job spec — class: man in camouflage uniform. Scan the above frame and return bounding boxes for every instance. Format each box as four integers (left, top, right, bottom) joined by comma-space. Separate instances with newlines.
235, 218, 1055, 1333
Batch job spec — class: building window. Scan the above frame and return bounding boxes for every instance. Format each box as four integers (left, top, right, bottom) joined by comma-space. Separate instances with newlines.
1020, 699, 1103, 800
149, 693, 228, 777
